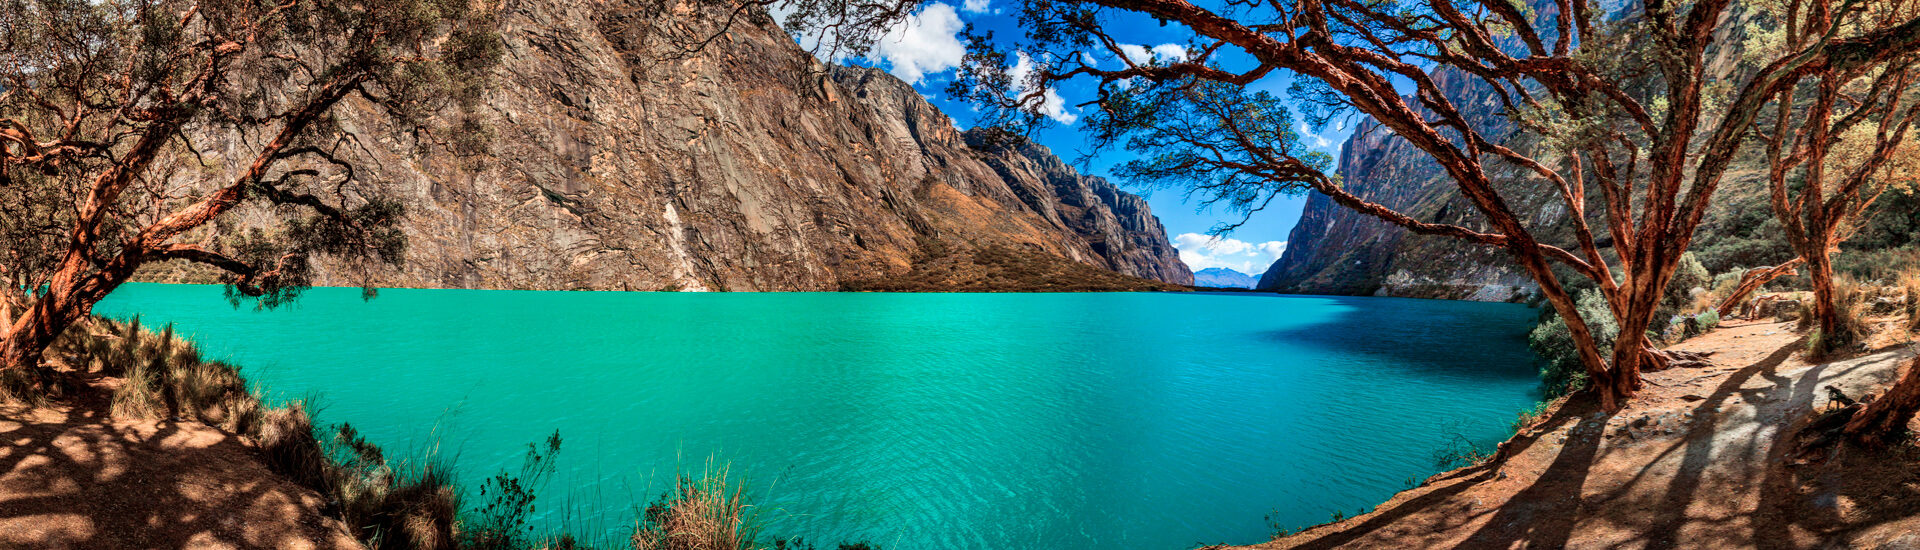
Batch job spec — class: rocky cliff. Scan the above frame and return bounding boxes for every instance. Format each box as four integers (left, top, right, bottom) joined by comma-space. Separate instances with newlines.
1256, 69, 1554, 302
207, 0, 1189, 291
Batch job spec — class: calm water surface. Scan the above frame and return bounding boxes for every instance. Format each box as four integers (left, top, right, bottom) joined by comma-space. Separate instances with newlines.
95, 285, 1541, 549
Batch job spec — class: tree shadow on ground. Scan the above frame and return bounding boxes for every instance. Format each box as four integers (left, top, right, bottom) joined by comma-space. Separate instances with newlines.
0, 369, 355, 549
1282, 391, 1611, 550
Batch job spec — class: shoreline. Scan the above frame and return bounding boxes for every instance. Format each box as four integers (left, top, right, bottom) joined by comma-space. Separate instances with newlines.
1236, 318, 1920, 549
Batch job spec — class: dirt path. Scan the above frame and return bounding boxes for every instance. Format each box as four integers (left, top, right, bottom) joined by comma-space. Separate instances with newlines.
0, 378, 360, 549
1242, 319, 1920, 549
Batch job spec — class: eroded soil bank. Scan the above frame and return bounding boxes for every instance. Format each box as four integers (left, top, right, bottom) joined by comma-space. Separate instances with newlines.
1238, 319, 1920, 549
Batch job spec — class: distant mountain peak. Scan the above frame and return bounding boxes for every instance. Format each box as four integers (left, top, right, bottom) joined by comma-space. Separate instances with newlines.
1192, 267, 1259, 289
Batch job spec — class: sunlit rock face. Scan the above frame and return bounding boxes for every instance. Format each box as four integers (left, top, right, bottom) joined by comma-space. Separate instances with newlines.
230, 0, 1189, 291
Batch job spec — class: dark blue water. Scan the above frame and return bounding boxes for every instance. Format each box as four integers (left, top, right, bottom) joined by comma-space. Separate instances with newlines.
94, 285, 1541, 548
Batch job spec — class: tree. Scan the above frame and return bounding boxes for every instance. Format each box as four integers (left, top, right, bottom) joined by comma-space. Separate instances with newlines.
772, 0, 1920, 410
0, 0, 501, 372
1747, 0, 1920, 351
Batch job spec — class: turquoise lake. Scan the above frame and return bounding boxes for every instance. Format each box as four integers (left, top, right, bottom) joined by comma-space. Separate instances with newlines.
94, 284, 1542, 549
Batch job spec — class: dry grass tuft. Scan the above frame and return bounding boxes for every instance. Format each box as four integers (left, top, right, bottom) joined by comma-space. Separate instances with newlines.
1808, 275, 1893, 358
1901, 270, 1920, 333
632, 462, 761, 550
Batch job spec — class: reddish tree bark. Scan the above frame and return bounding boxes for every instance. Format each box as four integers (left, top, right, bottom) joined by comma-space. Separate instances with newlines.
1716, 259, 1805, 318
1759, 1, 1920, 345
1845, 357, 1920, 447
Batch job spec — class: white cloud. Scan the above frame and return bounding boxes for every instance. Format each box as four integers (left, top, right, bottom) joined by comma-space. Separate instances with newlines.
1118, 43, 1189, 66
1151, 44, 1189, 62
1297, 121, 1333, 148
772, 2, 966, 86
867, 3, 967, 85
1173, 233, 1287, 275
1079, 51, 1100, 68
1008, 52, 1077, 125
961, 0, 990, 13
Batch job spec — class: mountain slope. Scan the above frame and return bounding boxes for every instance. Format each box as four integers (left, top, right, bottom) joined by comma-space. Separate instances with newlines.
194, 0, 1189, 291
1193, 268, 1259, 289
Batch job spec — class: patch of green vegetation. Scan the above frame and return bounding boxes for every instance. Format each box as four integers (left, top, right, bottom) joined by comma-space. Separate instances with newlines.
1527, 289, 1617, 399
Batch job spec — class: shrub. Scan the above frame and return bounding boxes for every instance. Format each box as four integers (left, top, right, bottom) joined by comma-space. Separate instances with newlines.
1512, 401, 1552, 433
1433, 430, 1494, 470
1528, 289, 1618, 398
463, 431, 564, 550
1662, 252, 1712, 317
1711, 267, 1751, 297
1665, 310, 1721, 342
632, 462, 760, 550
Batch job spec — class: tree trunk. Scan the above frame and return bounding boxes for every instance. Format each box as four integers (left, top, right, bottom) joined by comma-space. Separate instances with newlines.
0, 298, 75, 371
1844, 357, 1920, 447
1808, 248, 1842, 341
1716, 258, 1804, 318
0, 251, 140, 371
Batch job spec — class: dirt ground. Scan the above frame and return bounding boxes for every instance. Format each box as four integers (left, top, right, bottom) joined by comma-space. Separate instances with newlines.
1238, 318, 1920, 550
0, 374, 360, 549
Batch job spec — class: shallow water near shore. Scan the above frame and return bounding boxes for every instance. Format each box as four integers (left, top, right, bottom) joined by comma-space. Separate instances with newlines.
95, 284, 1540, 548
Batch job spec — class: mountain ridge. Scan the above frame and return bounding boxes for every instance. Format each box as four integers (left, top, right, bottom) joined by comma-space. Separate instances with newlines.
171, 0, 1190, 291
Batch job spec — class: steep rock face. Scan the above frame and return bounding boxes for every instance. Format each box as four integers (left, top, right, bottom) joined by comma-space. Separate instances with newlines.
1258, 69, 1551, 302
967, 133, 1191, 284
274, 0, 1188, 291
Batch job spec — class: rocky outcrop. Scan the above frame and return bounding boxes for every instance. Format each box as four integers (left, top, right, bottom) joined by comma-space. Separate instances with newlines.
240, 0, 1188, 291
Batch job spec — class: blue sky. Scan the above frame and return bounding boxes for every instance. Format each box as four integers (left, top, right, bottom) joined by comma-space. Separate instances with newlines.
776, 1, 1357, 276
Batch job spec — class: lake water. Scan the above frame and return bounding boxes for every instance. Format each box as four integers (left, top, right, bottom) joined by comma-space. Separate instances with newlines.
94, 284, 1542, 549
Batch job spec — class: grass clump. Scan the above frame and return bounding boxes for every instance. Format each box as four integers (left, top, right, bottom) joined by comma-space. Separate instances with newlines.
1900, 270, 1920, 333
632, 462, 759, 550
1806, 275, 1875, 358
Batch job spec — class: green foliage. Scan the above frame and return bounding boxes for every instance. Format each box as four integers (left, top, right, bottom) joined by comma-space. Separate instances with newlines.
1528, 289, 1618, 398
1512, 401, 1552, 433
464, 431, 565, 550
1433, 431, 1494, 470
1666, 310, 1721, 342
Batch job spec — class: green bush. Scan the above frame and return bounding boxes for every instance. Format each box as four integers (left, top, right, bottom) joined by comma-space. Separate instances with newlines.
1528, 289, 1618, 398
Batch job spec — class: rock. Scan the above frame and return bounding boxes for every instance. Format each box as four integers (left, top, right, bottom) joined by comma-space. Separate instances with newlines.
185, 0, 1190, 291
1764, 299, 1804, 320
1876, 533, 1920, 550
1870, 296, 1904, 315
